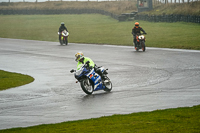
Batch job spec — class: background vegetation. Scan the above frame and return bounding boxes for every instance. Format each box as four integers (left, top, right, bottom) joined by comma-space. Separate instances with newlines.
0, 1, 200, 15
0, 14, 200, 49
0, 1, 137, 15
0, 70, 34, 91
0, 105, 200, 132
144, 1, 200, 15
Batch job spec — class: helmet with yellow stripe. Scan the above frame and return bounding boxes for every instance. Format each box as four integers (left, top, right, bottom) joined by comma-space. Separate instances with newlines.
75, 52, 84, 62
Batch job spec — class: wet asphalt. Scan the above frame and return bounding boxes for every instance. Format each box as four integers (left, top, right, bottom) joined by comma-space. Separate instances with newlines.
0, 38, 200, 129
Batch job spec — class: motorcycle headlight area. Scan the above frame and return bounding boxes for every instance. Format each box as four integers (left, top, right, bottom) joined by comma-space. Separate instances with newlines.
139, 35, 145, 39
75, 68, 84, 76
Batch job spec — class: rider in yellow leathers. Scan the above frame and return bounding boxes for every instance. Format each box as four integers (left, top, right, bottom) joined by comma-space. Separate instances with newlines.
75, 52, 95, 70
75, 52, 107, 79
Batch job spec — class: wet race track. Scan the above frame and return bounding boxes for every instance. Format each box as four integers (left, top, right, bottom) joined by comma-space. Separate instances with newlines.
0, 38, 200, 129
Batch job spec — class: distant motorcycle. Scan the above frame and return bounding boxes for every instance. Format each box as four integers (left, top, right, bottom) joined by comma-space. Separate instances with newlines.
59, 30, 69, 45
134, 33, 146, 52
70, 61, 112, 95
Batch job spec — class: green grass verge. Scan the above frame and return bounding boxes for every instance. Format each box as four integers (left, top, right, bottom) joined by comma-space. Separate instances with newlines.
0, 14, 200, 50
0, 105, 199, 132
0, 70, 34, 91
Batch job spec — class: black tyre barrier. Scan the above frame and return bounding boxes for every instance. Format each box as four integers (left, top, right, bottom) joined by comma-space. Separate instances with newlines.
135, 14, 200, 23
0, 9, 199, 23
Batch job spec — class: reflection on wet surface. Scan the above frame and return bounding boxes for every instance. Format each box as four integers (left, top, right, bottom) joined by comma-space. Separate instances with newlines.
0, 38, 200, 129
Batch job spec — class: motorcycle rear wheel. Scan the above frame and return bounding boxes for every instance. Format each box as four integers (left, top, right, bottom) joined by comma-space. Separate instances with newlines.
81, 78, 94, 95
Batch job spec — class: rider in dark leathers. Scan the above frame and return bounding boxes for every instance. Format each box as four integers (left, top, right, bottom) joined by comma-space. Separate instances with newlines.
58, 22, 68, 43
132, 22, 147, 47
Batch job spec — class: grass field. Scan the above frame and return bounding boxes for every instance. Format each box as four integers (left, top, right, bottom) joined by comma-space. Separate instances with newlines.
0, 14, 200, 49
0, 105, 199, 132
0, 70, 34, 91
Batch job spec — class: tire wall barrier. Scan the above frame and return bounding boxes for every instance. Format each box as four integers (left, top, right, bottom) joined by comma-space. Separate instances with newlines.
0, 9, 199, 23
135, 14, 200, 23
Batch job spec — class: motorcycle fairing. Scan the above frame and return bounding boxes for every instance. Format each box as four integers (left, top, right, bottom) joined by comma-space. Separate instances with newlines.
61, 30, 69, 41
99, 66, 105, 73
86, 68, 104, 91
74, 67, 89, 80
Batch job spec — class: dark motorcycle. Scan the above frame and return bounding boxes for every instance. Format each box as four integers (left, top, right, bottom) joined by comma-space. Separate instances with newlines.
134, 33, 146, 52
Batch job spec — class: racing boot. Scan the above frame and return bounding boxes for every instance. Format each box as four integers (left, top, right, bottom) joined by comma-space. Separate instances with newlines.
135, 43, 138, 50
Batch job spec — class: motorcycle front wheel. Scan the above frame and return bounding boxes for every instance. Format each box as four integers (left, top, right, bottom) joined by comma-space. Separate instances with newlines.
60, 40, 64, 45
80, 78, 94, 95
103, 76, 112, 92
65, 38, 68, 45
142, 42, 146, 52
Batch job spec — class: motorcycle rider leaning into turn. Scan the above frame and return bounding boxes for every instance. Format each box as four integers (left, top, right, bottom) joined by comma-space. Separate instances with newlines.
74, 52, 107, 81
58, 22, 68, 44
131, 22, 147, 47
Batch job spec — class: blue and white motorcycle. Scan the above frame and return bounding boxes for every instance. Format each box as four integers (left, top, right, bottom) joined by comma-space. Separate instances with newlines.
70, 61, 112, 95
